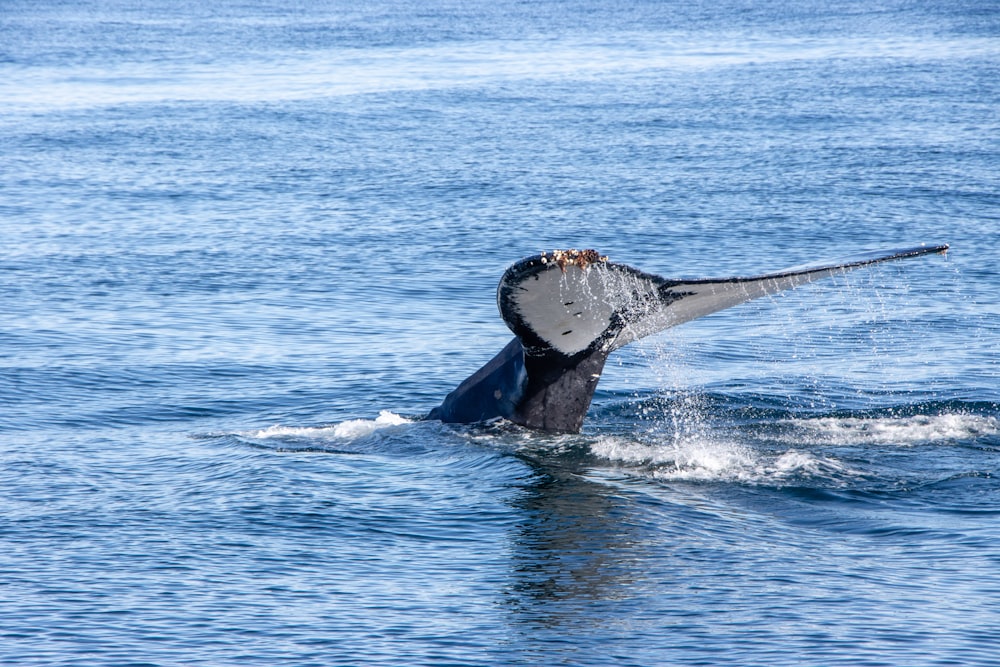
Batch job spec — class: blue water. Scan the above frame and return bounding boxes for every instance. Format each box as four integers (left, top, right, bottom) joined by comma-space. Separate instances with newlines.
3, 1, 1000, 665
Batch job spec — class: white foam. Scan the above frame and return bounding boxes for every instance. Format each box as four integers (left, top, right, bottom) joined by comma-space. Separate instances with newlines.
769, 450, 851, 478
783, 413, 998, 446
250, 411, 412, 441
590, 432, 858, 484
593, 434, 745, 481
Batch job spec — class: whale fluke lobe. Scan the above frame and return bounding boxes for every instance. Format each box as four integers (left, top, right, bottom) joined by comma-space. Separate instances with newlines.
430, 244, 949, 433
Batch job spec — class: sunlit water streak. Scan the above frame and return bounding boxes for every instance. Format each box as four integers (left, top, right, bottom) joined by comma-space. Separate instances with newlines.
5, 33, 999, 110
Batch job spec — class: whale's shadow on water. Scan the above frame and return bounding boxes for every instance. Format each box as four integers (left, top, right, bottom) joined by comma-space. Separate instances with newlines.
500, 451, 651, 626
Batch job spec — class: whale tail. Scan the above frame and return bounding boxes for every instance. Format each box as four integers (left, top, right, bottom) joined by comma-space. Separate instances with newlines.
431, 244, 949, 433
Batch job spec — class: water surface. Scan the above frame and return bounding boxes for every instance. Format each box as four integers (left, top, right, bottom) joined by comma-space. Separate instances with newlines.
2, 1, 999, 665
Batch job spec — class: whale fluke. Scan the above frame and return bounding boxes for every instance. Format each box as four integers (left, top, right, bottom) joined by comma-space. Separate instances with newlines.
430, 244, 949, 433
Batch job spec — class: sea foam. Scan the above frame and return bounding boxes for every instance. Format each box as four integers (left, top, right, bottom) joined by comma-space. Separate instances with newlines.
249, 411, 412, 441
589, 432, 854, 484
781, 413, 998, 446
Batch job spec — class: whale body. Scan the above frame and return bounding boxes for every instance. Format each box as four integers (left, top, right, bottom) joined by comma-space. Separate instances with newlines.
429, 245, 949, 433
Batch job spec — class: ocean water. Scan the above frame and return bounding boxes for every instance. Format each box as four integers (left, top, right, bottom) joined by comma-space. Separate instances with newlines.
2, 0, 999, 665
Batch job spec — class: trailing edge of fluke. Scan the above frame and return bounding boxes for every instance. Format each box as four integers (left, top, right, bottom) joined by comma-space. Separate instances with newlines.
428, 244, 949, 433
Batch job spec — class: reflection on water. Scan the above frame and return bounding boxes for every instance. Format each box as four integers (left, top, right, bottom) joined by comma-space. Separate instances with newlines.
502, 454, 650, 629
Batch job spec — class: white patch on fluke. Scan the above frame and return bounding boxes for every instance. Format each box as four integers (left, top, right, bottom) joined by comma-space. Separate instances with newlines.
507, 264, 617, 355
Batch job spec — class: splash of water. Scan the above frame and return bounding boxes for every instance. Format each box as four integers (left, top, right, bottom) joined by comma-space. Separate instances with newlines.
248, 410, 412, 441
589, 429, 857, 485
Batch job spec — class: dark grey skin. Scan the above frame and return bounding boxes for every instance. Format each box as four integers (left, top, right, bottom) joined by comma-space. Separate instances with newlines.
429, 337, 607, 433
430, 245, 948, 434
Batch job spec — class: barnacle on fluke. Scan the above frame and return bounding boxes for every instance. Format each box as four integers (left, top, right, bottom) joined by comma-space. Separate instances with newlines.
538, 248, 609, 272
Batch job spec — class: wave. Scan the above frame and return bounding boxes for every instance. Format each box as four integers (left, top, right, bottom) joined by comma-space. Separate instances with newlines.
779, 412, 999, 446
239, 411, 414, 450
590, 433, 859, 485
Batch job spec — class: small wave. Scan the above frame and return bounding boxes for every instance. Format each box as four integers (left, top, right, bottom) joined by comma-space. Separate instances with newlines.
782, 413, 999, 446
247, 411, 413, 442
589, 434, 856, 485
